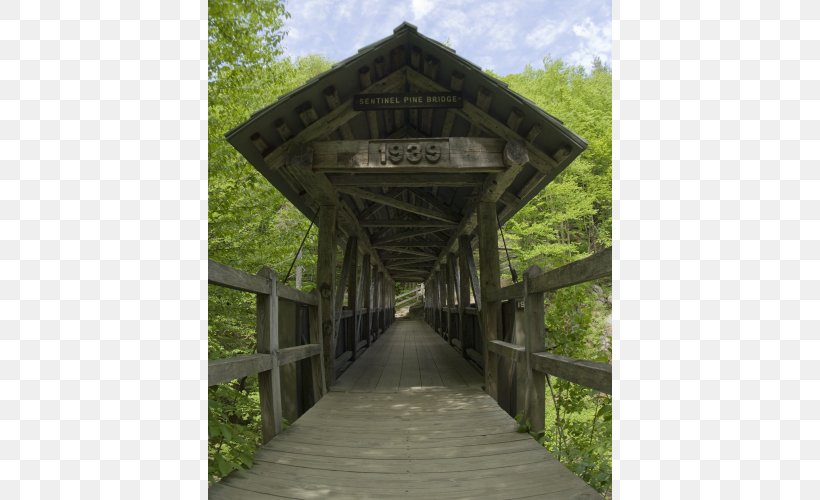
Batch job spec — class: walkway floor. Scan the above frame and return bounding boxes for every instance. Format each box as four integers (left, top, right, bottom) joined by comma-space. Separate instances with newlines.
209, 319, 600, 499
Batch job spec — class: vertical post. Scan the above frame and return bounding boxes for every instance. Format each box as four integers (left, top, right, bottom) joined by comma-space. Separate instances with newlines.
477, 201, 500, 400
317, 205, 337, 390
447, 254, 458, 346
441, 261, 451, 343
256, 268, 282, 442
348, 245, 360, 361
308, 298, 326, 401
458, 238, 471, 360
336, 236, 357, 359
374, 271, 383, 338
362, 255, 372, 348
524, 265, 546, 434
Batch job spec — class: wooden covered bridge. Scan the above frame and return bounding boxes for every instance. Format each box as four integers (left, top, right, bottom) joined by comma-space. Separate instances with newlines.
209, 23, 611, 499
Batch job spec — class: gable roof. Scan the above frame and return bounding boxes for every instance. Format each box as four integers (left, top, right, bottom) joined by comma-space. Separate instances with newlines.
226, 22, 587, 283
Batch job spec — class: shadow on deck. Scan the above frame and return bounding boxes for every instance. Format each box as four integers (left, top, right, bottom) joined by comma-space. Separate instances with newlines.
209, 319, 600, 499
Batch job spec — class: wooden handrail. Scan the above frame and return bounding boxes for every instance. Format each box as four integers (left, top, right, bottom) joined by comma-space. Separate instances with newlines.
208, 259, 270, 294
528, 247, 611, 294
277, 283, 318, 306
208, 353, 274, 386
486, 339, 612, 395
531, 352, 611, 394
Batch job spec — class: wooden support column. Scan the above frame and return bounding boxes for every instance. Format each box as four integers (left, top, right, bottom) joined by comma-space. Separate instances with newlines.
308, 297, 326, 401
336, 236, 357, 360
256, 268, 282, 442
442, 260, 453, 344
317, 205, 337, 390
362, 254, 372, 348
374, 271, 383, 337
348, 245, 360, 361
448, 252, 459, 347
477, 201, 500, 400
457, 237, 471, 359
524, 266, 546, 434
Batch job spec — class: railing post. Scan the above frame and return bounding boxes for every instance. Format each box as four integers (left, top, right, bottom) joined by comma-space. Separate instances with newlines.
524, 265, 546, 434
478, 201, 500, 399
256, 267, 283, 442
317, 204, 337, 391
308, 295, 327, 401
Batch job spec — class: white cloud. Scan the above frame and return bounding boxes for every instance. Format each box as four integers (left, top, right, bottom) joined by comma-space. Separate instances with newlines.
412, 0, 435, 20
525, 20, 569, 49
567, 17, 611, 69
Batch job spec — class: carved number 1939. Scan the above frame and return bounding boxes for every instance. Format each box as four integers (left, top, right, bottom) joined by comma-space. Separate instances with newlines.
381, 143, 441, 164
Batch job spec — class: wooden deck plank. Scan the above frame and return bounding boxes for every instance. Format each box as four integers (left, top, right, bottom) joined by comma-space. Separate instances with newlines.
209, 319, 601, 499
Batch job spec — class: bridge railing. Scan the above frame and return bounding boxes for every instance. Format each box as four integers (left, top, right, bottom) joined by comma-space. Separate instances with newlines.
423, 247, 611, 431
485, 247, 612, 431
207, 260, 326, 443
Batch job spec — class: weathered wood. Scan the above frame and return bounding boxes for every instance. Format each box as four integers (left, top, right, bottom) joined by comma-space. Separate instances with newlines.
208, 259, 270, 294
327, 173, 484, 188
336, 237, 358, 312
277, 282, 318, 306
477, 201, 499, 400
360, 219, 456, 228
274, 118, 292, 141
523, 266, 546, 434
323, 86, 355, 140
506, 108, 524, 133
256, 268, 283, 441
481, 140, 529, 203
337, 186, 460, 223
459, 235, 481, 309
489, 282, 525, 302
373, 227, 448, 245
468, 87, 493, 136
374, 240, 446, 248
440, 71, 465, 136
311, 137, 508, 174
317, 205, 337, 390
409, 188, 460, 221
531, 352, 612, 394
361, 255, 372, 348
348, 242, 360, 361
307, 298, 326, 400
457, 237, 471, 360
278, 344, 323, 366
358, 66, 381, 139
208, 353, 273, 386
487, 340, 525, 363
420, 55, 440, 135
373, 56, 393, 135
529, 247, 612, 294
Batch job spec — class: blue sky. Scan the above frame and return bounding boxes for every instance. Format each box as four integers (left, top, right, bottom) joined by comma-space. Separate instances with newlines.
281, 0, 612, 76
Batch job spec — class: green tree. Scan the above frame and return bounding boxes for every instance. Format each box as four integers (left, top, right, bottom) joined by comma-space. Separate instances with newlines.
208, 0, 333, 482
502, 58, 613, 497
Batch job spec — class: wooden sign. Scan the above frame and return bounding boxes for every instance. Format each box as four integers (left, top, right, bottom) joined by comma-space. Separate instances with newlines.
353, 93, 463, 111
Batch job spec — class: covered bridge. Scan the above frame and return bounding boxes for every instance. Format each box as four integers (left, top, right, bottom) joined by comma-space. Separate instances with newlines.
209, 22, 611, 499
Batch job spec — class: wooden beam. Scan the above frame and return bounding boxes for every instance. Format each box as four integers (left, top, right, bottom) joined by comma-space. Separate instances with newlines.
523, 265, 546, 434
372, 227, 449, 245
277, 282, 318, 306
208, 260, 270, 295
348, 240, 360, 361
337, 186, 460, 223
477, 201, 499, 400
323, 86, 355, 140
327, 173, 485, 188
361, 254, 372, 348
208, 354, 273, 387
360, 219, 456, 228
459, 235, 481, 309
311, 137, 508, 174
468, 87, 493, 136
378, 247, 438, 258
278, 344, 322, 366
529, 247, 612, 294
317, 205, 337, 390
358, 66, 381, 139
256, 268, 283, 441
440, 71, 465, 136
457, 237, 472, 359
374, 240, 446, 248
487, 340, 525, 363
531, 353, 612, 394
335, 237, 358, 312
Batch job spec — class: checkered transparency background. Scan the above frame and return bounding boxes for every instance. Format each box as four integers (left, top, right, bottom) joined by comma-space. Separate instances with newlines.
1, 0, 207, 499
614, 0, 820, 499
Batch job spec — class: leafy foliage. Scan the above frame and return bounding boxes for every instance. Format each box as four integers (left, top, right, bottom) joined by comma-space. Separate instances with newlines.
501, 58, 613, 497
208, 0, 333, 483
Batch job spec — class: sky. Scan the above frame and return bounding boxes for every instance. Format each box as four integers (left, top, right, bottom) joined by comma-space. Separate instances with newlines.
281, 0, 612, 76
